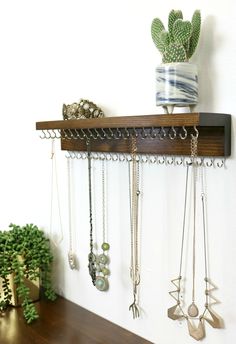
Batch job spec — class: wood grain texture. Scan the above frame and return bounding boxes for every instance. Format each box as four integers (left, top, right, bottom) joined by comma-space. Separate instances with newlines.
36, 113, 231, 157
61, 127, 227, 157
0, 296, 152, 344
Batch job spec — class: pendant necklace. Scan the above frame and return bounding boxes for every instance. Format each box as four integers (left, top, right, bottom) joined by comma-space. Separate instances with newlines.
94, 159, 110, 292
86, 139, 97, 285
67, 156, 76, 269
49, 139, 64, 247
129, 136, 141, 319
168, 132, 222, 340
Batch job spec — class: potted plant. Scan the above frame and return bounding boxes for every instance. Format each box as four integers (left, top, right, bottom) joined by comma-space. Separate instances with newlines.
0, 223, 56, 323
151, 9, 201, 114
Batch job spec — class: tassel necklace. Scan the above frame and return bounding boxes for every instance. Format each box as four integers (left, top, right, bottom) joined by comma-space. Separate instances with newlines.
168, 133, 222, 340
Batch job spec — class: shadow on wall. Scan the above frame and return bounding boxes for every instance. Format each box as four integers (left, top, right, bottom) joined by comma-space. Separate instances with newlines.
196, 16, 217, 111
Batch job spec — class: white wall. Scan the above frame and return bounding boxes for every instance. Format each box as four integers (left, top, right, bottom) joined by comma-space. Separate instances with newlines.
0, 1, 236, 343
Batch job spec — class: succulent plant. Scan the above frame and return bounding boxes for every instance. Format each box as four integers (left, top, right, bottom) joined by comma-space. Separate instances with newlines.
151, 10, 201, 63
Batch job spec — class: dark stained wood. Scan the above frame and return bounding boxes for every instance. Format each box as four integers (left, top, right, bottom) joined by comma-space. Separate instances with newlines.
0, 296, 152, 344
61, 127, 227, 157
36, 113, 231, 157
36, 113, 201, 130
36, 113, 230, 130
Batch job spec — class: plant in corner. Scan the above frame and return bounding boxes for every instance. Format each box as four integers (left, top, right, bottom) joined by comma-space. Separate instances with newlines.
0, 223, 56, 323
151, 9, 201, 114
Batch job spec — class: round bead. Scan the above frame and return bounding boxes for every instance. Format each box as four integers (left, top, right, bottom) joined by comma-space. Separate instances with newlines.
102, 267, 110, 276
95, 276, 108, 291
98, 254, 108, 265
101, 242, 110, 251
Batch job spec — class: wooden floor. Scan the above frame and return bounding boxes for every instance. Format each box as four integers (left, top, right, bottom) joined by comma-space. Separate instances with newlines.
0, 296, 152, 344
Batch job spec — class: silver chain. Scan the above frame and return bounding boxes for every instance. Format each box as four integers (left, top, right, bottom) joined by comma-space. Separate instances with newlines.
129, 136, 141, 319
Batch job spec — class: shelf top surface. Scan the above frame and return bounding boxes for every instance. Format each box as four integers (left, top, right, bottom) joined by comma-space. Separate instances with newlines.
36, 112, 231, 130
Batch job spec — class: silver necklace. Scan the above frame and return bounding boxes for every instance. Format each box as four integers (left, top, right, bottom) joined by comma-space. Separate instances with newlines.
168, 134, 222, 340
49, 139, 63, 247
87, 139, 97, 285
67, 156, 76, 269
129, 137, 141, 319
95, 159, 110, 292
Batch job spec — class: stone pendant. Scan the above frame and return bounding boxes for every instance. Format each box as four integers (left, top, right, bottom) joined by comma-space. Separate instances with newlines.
188, 302, 199, 317
168, 304, 183, 320
204, 308, 222, 328
187, 319, 205, 341
68, 251, 76, 270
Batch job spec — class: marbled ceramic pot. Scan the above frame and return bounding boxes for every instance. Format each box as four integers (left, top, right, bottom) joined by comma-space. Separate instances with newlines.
156, 62, 198, 113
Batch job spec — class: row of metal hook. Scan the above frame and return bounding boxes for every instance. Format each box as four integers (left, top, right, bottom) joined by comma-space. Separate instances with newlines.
65, 151, 225, 168
40, 126, 199, 141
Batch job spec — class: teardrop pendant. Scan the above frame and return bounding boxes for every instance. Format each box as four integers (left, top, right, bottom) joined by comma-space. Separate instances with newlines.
188, 302, 199, 317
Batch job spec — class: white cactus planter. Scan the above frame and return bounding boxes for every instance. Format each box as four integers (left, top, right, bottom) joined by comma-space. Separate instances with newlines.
155, 62, 198, 114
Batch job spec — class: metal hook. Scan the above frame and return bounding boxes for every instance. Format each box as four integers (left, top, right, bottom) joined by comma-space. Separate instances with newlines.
150, 127, 157, 139
169, 126, 177, 140
81, 128, 89, 140
122, 128, 130, 139
55, 129, 61, 139
159, 127, 166, 140
191, 126, 199, 139
73, 129, 83, 140
158, 156, 165, 164
88, 128, 98, 140
141, 127, 148, 139
166, 156, 174, 165
216, 158, 225, 168
108, 128, 115, 139
131, 127, 139, 138
176, 157, 183, 166
100, 128, 107, 140
205, 158, 214, 167
61, 129, 69, 139
179, 126, 188, 140
46, 130, 52, 139
39, 130, 47, 139
112, 153, 119, 161
113, 128, 122, 140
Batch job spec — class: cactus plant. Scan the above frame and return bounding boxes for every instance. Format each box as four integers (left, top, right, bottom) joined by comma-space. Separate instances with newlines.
151, 10, 201, 63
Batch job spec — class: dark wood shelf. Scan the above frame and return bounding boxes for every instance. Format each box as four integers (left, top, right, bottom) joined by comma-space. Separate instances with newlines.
0, 296, 152, 344
36, 112, 231, 157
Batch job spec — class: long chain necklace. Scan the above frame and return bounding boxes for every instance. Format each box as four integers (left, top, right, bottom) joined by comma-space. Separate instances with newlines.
67, 156, 76, 269
49, 139, 63, 247
94, 159, 110, 291
168, 133, 222, 340
87, 139, 97, 285
129, 136, 141, 319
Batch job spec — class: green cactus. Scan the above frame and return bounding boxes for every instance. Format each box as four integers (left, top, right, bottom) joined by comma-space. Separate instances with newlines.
188, 10, 201, 59
151, 9, 201, 63
168, 10, 183, 41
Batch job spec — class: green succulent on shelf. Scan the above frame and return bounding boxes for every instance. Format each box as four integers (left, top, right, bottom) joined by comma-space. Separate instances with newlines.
151, 9, 201, 63
0, 223, 56, 324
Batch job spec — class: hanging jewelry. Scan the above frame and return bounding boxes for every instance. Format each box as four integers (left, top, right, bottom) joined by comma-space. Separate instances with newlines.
129, 136, 141, 319
49, 139, 64, 247
95, 159, 110, 292
87, 139, 97, 285
67, 156, 76, 270
168, 130, 222, 340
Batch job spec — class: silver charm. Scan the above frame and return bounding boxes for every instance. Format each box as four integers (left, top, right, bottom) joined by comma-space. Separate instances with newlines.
68, 251, 76, 270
